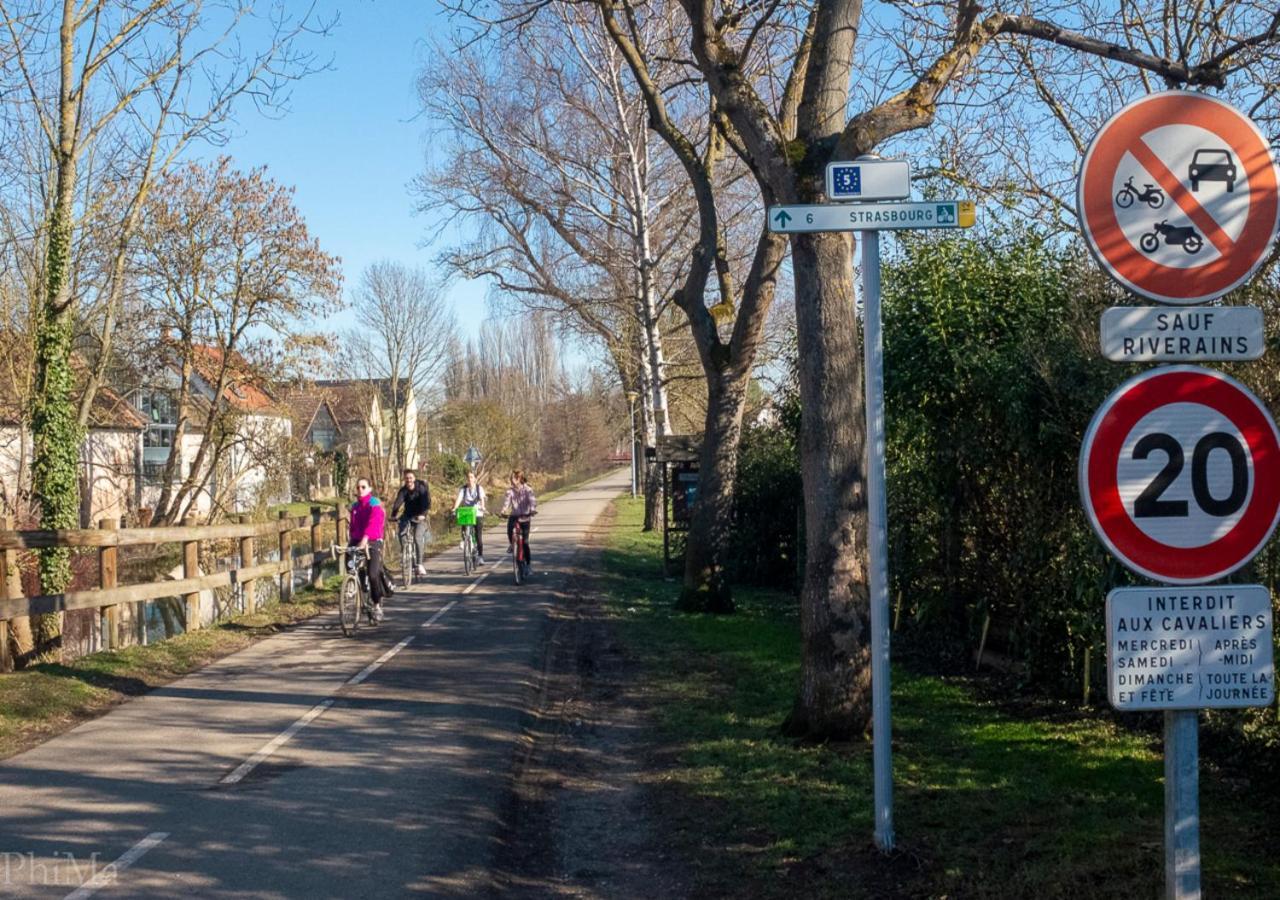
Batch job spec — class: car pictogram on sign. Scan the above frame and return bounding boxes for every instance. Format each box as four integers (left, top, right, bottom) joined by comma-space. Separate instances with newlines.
1079, 366, 1280, 584
1077, 92, 1279, 304
1189, 148, 1236, 192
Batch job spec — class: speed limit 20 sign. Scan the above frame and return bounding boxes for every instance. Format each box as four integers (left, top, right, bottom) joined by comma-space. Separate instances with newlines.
1079, 366, 1280, 584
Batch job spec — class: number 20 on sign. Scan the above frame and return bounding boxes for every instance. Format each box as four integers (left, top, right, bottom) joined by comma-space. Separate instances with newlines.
1079, 366, 1280, 584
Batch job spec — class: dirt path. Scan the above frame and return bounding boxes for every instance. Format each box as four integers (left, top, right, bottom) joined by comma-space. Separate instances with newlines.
491, 506, 690, 899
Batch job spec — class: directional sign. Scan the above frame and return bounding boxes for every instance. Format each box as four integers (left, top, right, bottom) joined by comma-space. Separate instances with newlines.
1079, 366, 1280, 584
825, 159, 911, 202
1107, 584, 1274, 710
1100, 306, 1264, 362
768, 201, 975, 233
1078, 91, 1280, 304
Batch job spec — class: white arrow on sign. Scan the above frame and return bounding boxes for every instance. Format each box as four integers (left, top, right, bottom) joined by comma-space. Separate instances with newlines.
768, 200, 975, 233
1100, 306, 1264, 362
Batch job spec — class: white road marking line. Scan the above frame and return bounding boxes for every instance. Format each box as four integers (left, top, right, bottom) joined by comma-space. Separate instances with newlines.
462, 570, 490, 595
64, 831, 168, 900
220, 699, 335, 785
346, 634, 416, 686
422, 600, 457, 626
218, 554, 484, 787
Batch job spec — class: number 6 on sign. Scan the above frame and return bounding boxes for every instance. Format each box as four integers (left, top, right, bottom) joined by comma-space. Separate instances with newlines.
1079, 366, 1280, 584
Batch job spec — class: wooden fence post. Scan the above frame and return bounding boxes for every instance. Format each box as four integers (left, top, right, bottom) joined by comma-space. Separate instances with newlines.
337, 506, 348, 573
181, 518, 200, 632
0, 516, 13, 672
98, 519, 118, 651
238, 515, 256, 615
310, 507, 324, 589
278, 510, 292, 603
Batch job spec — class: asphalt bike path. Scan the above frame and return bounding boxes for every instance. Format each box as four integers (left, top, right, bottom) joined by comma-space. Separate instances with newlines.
0, 469, 629, 898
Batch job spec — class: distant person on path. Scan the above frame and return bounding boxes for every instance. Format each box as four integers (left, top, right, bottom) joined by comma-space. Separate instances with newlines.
391, 468, 431, 576
452, 470, 488, 565
350, 477, 387, 623
501, 469, 537, 574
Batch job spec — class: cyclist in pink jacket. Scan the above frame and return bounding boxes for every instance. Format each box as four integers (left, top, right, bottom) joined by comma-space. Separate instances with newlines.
350, 477, 387, 622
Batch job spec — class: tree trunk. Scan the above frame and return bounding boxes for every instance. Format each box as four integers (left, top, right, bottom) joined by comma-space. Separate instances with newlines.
782, 229, 872, 739
28, 0, 82, 659
678, 367, 749, 614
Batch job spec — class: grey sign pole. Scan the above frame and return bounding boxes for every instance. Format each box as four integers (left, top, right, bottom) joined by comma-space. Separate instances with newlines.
1164, 710, 1201, 899
861, 229, 895, 851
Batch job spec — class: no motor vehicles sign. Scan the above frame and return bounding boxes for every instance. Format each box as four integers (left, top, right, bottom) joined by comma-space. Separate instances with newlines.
1078, 92, 1280, 304
1079, 366, 1280, 584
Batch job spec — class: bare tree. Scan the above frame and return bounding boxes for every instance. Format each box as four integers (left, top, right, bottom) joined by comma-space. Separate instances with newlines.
340, 261, 457, 485
131, 159, 340, 525
0, 0, 331, 657
615, 0, 1280, 737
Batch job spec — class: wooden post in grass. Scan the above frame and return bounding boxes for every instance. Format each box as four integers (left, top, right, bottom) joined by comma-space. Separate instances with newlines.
98, 518, 119, 650
310, 507, 325, 589
238, 515, 256, 615
0, 516, 14, 672
278, 510, 293, 603
181, 518, 200, 631
337, 507, 348, 573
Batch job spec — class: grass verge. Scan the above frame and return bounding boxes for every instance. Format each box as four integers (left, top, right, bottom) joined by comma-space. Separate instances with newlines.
0, 576, 343, 761
600, 497, 1278, 899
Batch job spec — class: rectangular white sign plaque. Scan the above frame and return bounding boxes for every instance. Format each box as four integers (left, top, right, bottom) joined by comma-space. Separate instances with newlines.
825, 159, 912, 202
768, 201, 975, 233
1100, 306, 1264, 362
1107, 585, 1275, 711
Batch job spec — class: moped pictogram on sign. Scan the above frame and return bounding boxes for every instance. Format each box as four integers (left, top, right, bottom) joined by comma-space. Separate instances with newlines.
1079, 366, 1280, 584
1078, 92, 1279, 304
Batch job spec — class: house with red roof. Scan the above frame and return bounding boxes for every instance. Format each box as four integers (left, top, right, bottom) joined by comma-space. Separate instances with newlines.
127, 345, 293, 519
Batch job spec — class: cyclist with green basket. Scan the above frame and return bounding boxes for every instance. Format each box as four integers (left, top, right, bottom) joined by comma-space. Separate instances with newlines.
451, 470, 488, 567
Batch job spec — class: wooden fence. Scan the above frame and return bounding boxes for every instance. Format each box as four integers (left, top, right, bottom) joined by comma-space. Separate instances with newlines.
0, 507, 349, 672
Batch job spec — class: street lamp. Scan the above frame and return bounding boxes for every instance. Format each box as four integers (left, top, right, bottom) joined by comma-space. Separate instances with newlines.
625, 390, 639, 498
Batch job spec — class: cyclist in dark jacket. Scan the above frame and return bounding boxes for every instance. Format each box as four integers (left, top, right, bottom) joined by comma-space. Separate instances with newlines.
391, 469, 431, 576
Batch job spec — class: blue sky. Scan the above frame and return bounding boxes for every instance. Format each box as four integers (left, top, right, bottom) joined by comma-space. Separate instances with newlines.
206, 0, 486, 340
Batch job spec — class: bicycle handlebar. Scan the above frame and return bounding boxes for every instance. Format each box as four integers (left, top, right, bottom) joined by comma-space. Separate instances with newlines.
332, 545, 370, 558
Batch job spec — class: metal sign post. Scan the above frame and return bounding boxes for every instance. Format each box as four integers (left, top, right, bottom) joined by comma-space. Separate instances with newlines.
1165, 710, 1200, 900
769, 163, 973, 853
862, 229, 894, 850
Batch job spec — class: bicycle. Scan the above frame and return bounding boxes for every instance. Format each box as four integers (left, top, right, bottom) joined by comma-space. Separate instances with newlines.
332, 545, 378, 636
456, 506, 481, 574
510, 515, 532, 585
398, 516, 425, 589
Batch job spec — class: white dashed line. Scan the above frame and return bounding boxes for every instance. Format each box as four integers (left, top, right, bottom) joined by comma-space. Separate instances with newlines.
64, 832, 168, 899
220, 699, 335, 785
347, 633, 416, 686
219, 566, 480, 786
423, 600, 457, 625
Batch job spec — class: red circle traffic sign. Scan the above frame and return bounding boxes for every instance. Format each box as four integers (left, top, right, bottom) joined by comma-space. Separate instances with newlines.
1078, 91, 1280, 304
1080, 366, 1280, 584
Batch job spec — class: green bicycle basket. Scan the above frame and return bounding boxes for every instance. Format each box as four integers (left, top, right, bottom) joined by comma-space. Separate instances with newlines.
456, 506, 477, 526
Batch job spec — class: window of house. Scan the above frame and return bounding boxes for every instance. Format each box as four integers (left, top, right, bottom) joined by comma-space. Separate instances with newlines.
311, 426, 337, 450
140, 390, 176, 465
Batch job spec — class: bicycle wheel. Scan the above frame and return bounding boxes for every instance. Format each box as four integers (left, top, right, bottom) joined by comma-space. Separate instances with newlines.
339, 575, 360, 636
462, 528, 473, 575
513, 541, 524, 585
400, 536, 412, 590
1114, 189, 1134, 208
